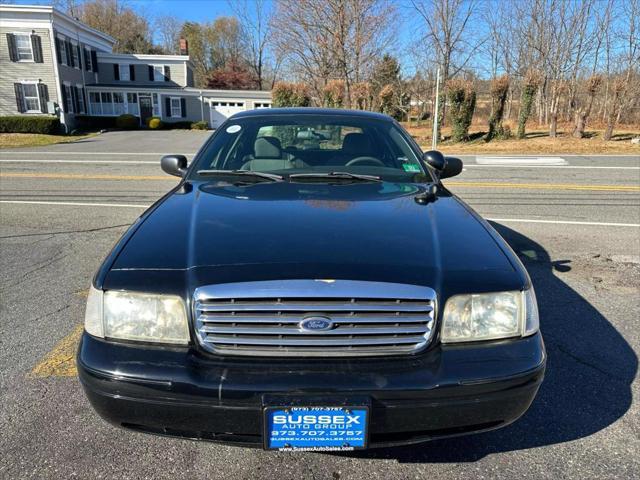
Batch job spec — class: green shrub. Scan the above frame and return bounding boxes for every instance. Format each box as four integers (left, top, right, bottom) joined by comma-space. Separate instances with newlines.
272, 82, 311, 107
517, 69, 542, 139
115, 114, 138, 130
147, 117, 163, 129
446, 78, 476, 142
191, 121, 208, 130
486, 75, 509, 142
0, 115, 60, 134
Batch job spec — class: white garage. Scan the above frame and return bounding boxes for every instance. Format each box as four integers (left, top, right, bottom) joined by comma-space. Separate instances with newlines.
209, 101, 246, 128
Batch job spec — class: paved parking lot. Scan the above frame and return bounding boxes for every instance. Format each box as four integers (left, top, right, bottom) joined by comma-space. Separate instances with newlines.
1, 131, 639, 479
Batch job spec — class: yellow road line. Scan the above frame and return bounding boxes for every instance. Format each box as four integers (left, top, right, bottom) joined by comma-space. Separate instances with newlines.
30, 325, 83, 378
446, 181, 640, 192
1, 172, 172, 181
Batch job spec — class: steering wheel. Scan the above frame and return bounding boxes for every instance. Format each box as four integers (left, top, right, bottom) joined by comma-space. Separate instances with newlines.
345, 156, 385, 167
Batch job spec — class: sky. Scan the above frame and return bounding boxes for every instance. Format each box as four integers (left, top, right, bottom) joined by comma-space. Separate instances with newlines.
128, 0, 254, 23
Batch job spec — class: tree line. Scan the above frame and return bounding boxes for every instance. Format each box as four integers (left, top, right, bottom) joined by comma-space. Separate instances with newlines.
53, 0, 639, 141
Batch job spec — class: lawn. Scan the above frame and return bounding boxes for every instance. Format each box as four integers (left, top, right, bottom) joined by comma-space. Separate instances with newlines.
0, 132, 98, 149
404, 123, 640, 155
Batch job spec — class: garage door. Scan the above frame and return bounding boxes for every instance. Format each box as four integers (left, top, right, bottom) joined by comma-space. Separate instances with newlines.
210, 101, 245, 127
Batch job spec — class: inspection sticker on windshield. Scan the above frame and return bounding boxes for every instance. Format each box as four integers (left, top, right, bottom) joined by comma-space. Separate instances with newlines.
226, 124, 241, 133
402, 163, 421, 172
264, 406, 368, 451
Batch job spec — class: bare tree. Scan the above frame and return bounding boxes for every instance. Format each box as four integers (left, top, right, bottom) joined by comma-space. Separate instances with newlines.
155, 15, 182, 54
604, 0, 640, 139
228, 0, 279, 90
272, 0, 396, 107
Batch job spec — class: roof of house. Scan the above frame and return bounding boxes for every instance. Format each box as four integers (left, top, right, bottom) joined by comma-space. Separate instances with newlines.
0, 4, 116, 45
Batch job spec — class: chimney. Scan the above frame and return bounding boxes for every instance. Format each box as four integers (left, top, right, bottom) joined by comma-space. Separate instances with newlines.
179, 38, 188, 56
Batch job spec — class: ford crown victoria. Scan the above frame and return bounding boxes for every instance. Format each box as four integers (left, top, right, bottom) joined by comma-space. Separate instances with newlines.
77, 108, 545, 451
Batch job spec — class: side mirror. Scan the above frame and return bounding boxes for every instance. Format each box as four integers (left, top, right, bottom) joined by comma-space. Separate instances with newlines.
441, 156, 463, 179
422, 150, 463, 179
161, 155, 188, 177
422, 150, 446, 170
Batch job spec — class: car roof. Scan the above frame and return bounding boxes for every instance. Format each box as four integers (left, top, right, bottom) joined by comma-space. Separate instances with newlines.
230, 107, 395, 122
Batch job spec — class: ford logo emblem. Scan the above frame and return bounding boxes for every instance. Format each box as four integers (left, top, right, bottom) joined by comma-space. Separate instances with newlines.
299, 316, 334, 332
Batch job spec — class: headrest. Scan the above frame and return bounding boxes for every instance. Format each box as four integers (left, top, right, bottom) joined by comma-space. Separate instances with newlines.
254, 136, 282, 159
342, 133, 372, 155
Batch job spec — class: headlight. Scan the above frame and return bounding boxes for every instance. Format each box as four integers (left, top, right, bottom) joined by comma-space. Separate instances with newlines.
84, 286, 190, 344
441, 289, 539, 343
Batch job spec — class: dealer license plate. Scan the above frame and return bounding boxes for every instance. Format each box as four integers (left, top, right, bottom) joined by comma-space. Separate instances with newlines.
264, 406, 368, 451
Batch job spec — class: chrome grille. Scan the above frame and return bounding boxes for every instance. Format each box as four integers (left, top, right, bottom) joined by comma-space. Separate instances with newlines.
193, 280, 436, 357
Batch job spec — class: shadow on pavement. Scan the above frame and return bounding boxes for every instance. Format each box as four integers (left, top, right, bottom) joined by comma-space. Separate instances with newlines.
338, 222, 637, 463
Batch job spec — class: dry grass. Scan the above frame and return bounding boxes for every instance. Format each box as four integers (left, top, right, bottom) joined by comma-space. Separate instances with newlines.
0, 132, 97, 149
404, 123, 640, 154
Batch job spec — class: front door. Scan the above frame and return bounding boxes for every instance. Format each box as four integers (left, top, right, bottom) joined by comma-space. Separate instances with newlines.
139, 95, 153, 125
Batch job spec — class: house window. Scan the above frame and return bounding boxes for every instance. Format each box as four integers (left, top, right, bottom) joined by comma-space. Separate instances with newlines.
64, 84, 74, 113
71, 43, 80, 69
76, 85, 85, 114
152, 93, 160, 116
89, 92, 101, 115
113, 92, 125, 115
84, 47, 92, 71
170, 97, 181, 118
57, 36, 67, 65
119, 64, 130, 81
153, 65, 165, 82
255, 102, 271, 108
101, 92, 113, 115
22, 83, 40, 112
15, 34, 33, 61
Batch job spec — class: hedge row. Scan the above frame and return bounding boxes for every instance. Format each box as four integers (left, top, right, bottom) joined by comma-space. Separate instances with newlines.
0, 115, 61, 134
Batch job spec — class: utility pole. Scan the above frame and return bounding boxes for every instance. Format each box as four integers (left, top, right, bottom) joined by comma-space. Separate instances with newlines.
431, 67, 441, 150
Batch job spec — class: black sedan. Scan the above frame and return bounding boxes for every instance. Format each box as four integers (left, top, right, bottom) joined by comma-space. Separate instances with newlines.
78, 108, 545, 451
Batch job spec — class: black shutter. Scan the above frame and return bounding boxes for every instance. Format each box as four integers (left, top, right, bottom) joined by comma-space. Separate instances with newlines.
164, 97, 170, 117
70, 86, 78, 113
61, 86, 68, 112
31, 35, 43, 63
148, 65, 154, 81
65, 40, 72, 66
180, 98, 186, 118
14, 83, 25, 113
91, 50, 98, 72
83, 48, 89, 71
6, 34, 17, 62
129, 64, 135, 81
55, 37, 62, 64
164, 65, 171, 81
81, 88, 87, 114
76, 44, 82, 69
113, 64, 120, 80
38, 83, 49, 113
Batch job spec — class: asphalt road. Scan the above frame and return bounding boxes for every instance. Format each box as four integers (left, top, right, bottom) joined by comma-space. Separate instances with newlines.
0, 131, 639, 479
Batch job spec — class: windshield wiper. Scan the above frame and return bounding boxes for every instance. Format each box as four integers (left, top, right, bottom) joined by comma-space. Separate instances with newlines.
196, 170, 283, 182
288, 171, 381, 182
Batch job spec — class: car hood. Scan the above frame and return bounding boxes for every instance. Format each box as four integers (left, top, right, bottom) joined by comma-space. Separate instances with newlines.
106, 181, 525, 295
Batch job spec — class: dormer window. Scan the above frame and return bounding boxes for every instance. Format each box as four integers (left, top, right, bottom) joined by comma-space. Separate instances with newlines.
119, 64, 130, 81
152, 65, 164, 82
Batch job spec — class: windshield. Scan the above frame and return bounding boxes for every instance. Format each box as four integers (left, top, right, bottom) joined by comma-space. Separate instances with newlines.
189, 114, 432, 183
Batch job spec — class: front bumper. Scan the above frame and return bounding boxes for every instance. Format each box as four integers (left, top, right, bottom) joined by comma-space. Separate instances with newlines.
77, 332, 546, 448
